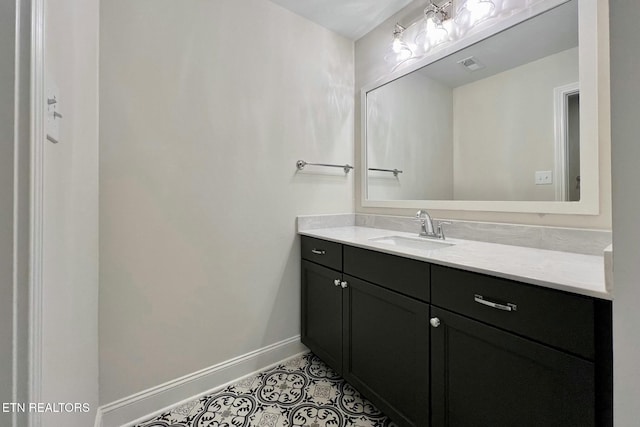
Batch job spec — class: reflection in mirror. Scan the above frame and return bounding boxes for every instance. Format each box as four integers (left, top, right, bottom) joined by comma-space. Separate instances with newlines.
366, 0, 580, 202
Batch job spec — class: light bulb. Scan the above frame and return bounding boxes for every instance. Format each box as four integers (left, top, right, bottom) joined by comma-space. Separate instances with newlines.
416, 9, 452, 53
386, 24, 413, 65
426, 16, 449, 47
391, 34, 412, 60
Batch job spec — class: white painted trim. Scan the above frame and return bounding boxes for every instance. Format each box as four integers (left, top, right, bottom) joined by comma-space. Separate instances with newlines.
96, 336, 307, 427
93, 409, 102, 427
360, 0, 603, 216
553, 82, 580, 201
12, 3, 22, 425
28, 0, 45, 426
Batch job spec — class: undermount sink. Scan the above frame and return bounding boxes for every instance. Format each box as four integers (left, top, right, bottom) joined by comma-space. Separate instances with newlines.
369, 235, 455, 251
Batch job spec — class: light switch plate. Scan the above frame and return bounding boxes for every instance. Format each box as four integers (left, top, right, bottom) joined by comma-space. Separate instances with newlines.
46, 77, 60, 143
535, 170, 553, 185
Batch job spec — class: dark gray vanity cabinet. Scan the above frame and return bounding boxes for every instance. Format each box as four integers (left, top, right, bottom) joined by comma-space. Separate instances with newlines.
301, 237, 431, 427
430, 306, 595, 427
342, 273, 430, 427
342, 245, 431, 427
300, 237, 344, 374
430, 265, 612, 427
300, 236, 612, 427
301, 260, 344, 374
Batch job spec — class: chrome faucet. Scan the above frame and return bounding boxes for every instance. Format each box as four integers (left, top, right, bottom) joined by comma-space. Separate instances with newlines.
415, 210, 450, 240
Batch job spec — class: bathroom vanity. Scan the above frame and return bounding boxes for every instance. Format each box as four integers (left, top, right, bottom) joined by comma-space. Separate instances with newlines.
298, 0, 612, 424
299, 227, 612, 427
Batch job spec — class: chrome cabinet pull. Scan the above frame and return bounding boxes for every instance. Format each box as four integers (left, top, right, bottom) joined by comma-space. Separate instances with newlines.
311, 248, 326, 255
340, 281, 348, 289
430, 317, 441, 328
474, 294, 517, 312
334, 279, 341, 287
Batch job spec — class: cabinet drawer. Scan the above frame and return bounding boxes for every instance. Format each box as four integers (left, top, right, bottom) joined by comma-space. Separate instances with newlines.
431, 265, 595, 359
301, 236, 342, 270
343, 245, 430, 303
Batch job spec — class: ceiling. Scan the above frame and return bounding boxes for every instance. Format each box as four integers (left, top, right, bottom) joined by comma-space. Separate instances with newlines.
267, 0, 415, 40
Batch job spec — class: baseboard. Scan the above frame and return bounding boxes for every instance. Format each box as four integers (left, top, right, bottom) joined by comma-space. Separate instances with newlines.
93, 409, 102, 427
96, 335, 307, 427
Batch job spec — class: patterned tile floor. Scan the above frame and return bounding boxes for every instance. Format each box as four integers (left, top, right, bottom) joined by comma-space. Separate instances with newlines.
133, 352, 396, 427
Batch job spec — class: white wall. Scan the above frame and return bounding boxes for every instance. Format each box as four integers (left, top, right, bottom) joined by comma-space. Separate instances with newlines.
0, 2, 17, 425
610, 1, 640, 425
41, 0, 100, 425
453, 48, 578, 201
367, 70, 453, 200
99, 0, 354, 404
355, 0, 611, 229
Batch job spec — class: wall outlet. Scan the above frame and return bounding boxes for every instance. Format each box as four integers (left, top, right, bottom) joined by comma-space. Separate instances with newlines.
535, 170, 553, 185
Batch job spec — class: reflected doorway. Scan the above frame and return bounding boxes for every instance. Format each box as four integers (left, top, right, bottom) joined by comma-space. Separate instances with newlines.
554, 83, 581, 201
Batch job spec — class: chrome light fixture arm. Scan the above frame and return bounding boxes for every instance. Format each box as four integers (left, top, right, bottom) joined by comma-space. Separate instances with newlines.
425, 0, 452, 22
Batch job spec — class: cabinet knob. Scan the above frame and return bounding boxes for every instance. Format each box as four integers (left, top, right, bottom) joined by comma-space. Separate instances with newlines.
430, 317, 441, 328
334, 279, 341, 287
340, 281, 348, 289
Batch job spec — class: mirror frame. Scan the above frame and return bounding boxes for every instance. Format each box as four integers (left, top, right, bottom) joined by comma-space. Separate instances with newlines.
361, 0, 606, 215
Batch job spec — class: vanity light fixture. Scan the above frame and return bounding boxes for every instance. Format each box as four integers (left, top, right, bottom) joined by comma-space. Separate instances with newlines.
385, 0, 511, 66
385, 23, 414, 65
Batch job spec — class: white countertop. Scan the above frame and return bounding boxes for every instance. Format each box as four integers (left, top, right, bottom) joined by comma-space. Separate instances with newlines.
299, 226, 611, 300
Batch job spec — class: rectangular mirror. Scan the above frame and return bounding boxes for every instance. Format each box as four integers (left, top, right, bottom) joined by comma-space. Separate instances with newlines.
362, 0, 603, 214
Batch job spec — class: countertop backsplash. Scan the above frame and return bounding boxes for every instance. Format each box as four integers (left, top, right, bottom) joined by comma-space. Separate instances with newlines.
298, 213, 611, 256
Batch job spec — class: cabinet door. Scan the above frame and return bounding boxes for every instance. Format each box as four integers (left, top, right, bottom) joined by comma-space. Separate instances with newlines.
301, 260, 344, 374
343, 274, 430, 427
431, 307, 595, 427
